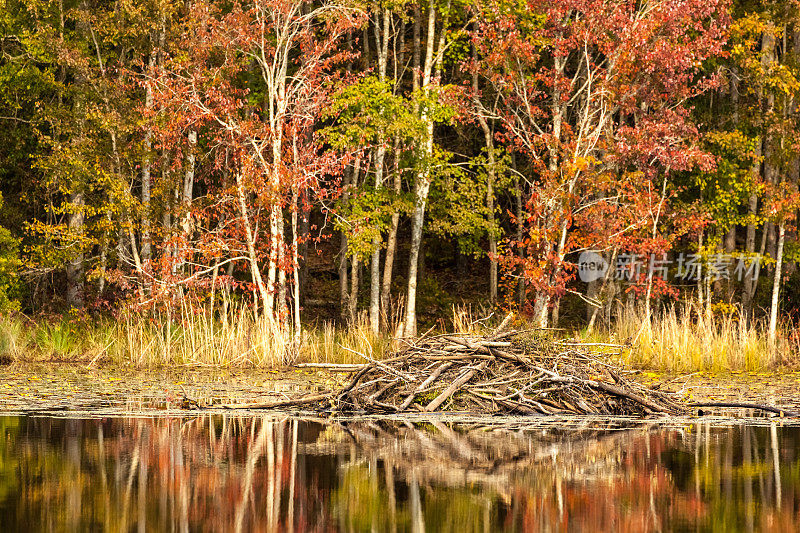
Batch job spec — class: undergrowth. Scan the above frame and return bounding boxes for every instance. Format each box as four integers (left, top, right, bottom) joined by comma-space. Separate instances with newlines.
0, 303, 794, 371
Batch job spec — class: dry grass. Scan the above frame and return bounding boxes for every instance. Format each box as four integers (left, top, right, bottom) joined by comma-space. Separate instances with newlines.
114, 305, 391, 367
0, 313, 29, 359
587, 304, 779, 372
300, 315, 389, 365
113, 302, 294, 366
0, 302, 792, 371
0, 313, 114, 362
0, 306, 392, 367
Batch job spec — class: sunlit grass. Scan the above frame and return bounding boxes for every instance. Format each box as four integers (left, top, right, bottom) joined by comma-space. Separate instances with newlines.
584, 304, 778, 372
0, 300, 792, 371
0, 313, 115, 362
301, 315, 389, 365
113, 301, 294, 366
0, 313, 30, 359
112, 304, 392, 367
0, 306, 392, 367
34, 319, 81, 359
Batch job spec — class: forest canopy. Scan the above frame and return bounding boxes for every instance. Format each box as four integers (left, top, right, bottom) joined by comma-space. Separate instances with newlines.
0, 0, 797, 342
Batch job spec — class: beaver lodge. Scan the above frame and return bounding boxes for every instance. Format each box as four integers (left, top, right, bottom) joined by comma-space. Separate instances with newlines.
315, 330, 679, 416
179, 323, 797, 418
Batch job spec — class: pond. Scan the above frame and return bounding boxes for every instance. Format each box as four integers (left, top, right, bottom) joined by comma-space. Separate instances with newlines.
0, 414, 797, 532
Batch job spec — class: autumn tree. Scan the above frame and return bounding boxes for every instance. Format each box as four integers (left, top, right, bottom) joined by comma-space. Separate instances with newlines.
473, 0, 727, 326
150, 0, 361, 323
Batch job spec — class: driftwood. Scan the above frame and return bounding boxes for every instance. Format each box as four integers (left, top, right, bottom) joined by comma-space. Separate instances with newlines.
215, 392, 333, 410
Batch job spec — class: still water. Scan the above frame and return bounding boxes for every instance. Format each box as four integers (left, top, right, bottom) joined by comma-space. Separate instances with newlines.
0, 415, 797, 532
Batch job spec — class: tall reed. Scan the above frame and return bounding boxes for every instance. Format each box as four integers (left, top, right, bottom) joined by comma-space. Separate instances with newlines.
0, 301, 790, 371
603, 304, 776, 372
300, 316, 388, 365
115, 302, 293, 366
0, 313, 29, 358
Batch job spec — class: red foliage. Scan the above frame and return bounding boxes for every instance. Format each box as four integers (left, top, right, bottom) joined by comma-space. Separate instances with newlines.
472, 0, 729, 312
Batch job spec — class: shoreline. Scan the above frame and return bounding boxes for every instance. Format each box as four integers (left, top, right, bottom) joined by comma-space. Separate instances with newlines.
2, 361, 799, 420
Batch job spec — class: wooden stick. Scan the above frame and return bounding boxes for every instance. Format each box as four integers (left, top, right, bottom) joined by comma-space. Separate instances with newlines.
398, 362, 452, 411
493, 312, 515, 335
424, 362, 486, 412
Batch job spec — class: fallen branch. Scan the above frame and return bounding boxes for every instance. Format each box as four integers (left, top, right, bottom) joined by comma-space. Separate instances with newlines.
689, 402, 800, 417
424, 362, 487, 412
216, 392, 334, 410
295, 363, 366, 371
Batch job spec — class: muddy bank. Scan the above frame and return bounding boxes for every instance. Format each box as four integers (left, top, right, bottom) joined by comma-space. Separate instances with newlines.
1, 362, 800, 419
0, 362, 347, 414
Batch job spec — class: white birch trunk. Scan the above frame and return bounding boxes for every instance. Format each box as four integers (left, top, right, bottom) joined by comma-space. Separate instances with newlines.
768, 223, 785, 352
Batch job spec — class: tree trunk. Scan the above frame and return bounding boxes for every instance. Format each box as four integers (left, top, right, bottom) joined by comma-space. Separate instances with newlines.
550, 298, 560, 328
292, 189, 301, 334
697, 230, 704, 312
643, 174, 668, 322
743, 186, 759, 312
349, 257, 360, 323
339, 230, 349, 321
66, 191, 85, 309
471, 31, 498, 303
235, 170, 270, 312
412, 3, 420, 94
175, 130, 196, 277
141, 54, 154, 269
404, 178, 429, 336
369, 4, 391, 333
339, 161, 355, 321
744, 29, 775, 314
141, 11, 165, 273
298, 204, 309, 306
531, 55, 568, 328
267, 204, 281, 316
161, 153, 172, 270
768, 223, 785, 352
486, 160, 498, 305
380, 17, 406, 326
587, 248, 619, 332
404, 0, 448, 336
747, 219, 771, 313
726, 67, 739, 302
514, 172, 525, 308
724, 226, 736, 302
381, 138, 402, 325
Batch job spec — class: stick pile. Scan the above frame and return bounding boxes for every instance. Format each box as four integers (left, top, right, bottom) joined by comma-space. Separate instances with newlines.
324, 330, 684, 416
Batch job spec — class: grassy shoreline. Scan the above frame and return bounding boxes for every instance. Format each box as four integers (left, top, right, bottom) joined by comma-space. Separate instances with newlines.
0, 305, 796, 372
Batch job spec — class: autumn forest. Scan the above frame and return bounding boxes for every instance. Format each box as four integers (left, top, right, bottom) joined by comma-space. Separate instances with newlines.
1, 0, 799, 367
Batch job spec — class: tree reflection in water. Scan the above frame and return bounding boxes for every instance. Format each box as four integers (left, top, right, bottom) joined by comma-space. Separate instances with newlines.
0, 415, 798, 531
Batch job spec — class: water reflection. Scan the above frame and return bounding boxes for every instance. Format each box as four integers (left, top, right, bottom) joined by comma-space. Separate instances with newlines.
0, 415, 798, 531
